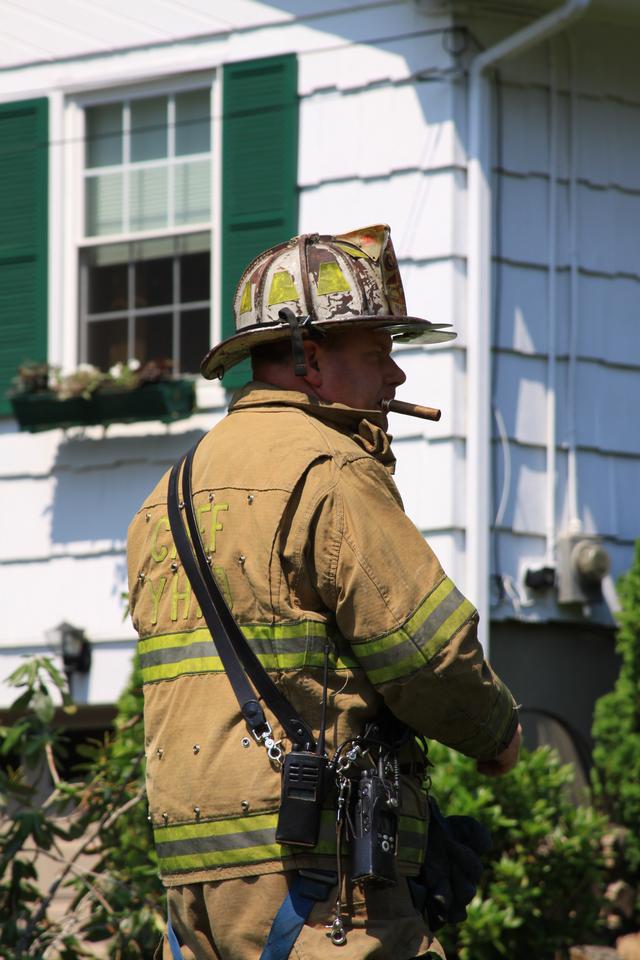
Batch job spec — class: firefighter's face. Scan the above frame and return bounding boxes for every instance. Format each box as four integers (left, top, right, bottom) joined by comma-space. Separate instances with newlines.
306, 329, 406, 411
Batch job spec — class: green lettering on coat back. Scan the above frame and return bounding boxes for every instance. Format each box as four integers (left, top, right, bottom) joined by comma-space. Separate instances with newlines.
171, 574, 191, 621
147, 576, 167, 626
210, 504, 228, 552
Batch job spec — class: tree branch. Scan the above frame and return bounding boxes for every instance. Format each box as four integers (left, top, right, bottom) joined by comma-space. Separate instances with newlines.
16, 779, 145, 955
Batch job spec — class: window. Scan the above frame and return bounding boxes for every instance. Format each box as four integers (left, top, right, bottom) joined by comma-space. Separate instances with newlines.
79, 86, 212, 375
80, 233, 210, 373
0, 56, 298, 419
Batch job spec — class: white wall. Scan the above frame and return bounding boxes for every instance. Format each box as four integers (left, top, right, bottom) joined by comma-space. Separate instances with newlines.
296, 15, 469, 588
471, 15, 640, 621
0, 411, 226, 706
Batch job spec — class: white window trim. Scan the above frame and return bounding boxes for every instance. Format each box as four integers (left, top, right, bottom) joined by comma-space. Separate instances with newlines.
48, 90, 66, 373
55, 69, 225, 411
205, 67, 225, 410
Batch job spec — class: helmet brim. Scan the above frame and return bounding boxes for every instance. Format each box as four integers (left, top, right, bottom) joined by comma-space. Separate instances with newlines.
201, 315, 456, 381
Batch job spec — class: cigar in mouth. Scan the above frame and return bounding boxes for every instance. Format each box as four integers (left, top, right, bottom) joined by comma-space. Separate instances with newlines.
381, 399, 441, 422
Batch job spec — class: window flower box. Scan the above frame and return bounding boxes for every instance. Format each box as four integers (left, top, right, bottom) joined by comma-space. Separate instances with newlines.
10, 392, 100, 432
9, 361, 196, 433
92, 380, 195, 426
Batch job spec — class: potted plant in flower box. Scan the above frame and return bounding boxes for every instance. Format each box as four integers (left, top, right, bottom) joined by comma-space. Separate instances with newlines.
9, 362, 104, 431
93, 359, 195, 425
9, 359, 195, 432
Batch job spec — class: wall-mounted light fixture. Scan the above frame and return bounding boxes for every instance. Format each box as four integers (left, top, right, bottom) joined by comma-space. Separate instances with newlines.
46, 621, 92, 677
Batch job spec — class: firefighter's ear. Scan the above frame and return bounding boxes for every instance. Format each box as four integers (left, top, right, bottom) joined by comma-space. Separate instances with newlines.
303, 341, 322, 385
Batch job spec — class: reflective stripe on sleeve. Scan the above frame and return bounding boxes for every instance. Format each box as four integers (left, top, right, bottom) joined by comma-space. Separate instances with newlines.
353, 578, 477, 685
138, 621, 359, 683
397, 814, 427, 865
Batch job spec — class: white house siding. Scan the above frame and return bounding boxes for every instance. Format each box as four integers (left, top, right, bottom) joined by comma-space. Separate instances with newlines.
446, 8, 640, 749
0, 414, 219, 706
296, 20, 469, 588
460, 13, 640, 629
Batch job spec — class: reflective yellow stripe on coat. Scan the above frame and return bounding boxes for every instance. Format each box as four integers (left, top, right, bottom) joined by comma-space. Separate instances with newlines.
138, 620, 359, 684
153, 810, 426, 875
355, 577, 475, 685
138, 579, 473, 687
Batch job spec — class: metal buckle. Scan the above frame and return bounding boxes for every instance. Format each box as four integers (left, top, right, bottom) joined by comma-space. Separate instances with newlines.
251, 722, 284, 765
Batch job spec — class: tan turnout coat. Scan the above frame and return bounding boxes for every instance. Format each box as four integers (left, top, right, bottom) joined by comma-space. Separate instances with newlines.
127, 384, 518, 889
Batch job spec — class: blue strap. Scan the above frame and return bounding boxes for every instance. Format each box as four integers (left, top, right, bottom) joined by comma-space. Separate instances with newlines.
260, 870, 336, 960
167, 916, 186, 960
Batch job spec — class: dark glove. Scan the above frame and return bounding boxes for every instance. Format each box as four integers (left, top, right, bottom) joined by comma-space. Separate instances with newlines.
409, 796, 491, 932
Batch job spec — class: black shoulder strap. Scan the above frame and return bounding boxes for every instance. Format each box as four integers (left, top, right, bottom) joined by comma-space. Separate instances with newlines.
166, 441, 316, 750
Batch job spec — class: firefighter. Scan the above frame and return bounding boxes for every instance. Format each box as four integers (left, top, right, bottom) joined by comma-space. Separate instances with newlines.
127, 225, 521, 960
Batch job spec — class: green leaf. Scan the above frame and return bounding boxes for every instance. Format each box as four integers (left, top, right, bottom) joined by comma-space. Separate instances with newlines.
0, 722, 28, 756
31, 688, 55, 724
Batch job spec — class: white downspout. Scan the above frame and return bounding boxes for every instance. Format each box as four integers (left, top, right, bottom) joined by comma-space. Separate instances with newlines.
545, 42, 559, 565
566, 33, 582, 536
466, 0, 591, 653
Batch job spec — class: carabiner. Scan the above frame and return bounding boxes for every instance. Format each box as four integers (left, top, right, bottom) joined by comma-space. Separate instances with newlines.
326, 916, 347, 946
250, 722, 283, 767
266, 738, 284, 765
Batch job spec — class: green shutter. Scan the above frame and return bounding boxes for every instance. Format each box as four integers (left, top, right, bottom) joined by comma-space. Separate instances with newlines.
0, 98, 48, 417
220, 54, 298, 390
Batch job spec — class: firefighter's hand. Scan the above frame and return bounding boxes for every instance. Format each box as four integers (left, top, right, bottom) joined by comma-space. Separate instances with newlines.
476, 724, 522, 777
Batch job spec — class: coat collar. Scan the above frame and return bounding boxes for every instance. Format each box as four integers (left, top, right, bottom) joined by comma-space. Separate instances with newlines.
228, 382, 396, 472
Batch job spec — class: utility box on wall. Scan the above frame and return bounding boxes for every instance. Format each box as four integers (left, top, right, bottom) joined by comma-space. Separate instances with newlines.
557, 535, 611, 606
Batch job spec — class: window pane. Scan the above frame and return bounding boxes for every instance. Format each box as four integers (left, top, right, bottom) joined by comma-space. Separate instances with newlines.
176, 232, 210, 255
135, 257, 173, 308
175, 89, 211, 156
91, 242, 129, 266
86, 104, 122, 168
86, 173, 123, 236
131, 96, 167, 162
87, 318, 128, 370
181, 250, 209, 302
130, 166, 168, 231
88, 261, 128, 314
82, 233, 210, 376
180, 308, 210, 373
174, 159, 210, 225
133, 237, 174, 261
135, 313, 173, 366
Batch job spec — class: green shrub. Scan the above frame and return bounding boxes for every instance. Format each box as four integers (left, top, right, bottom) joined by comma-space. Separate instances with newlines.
591, 539, 640, 924
428, 741, 608, 960
0, 655, 164, 959
1, 649, 625, 959
71, 658, 165, 957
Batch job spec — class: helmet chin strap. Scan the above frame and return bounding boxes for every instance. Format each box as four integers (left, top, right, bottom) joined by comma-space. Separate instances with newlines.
278, 307, 326, 377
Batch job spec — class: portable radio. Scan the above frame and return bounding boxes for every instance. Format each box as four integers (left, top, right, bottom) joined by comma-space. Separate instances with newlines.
275, 750, 328, 847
